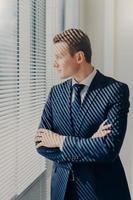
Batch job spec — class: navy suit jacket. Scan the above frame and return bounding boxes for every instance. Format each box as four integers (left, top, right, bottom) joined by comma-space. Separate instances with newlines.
36, 69, 131, 200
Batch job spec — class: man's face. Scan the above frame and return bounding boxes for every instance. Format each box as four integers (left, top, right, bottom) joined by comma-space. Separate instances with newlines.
53, 42, 81, 79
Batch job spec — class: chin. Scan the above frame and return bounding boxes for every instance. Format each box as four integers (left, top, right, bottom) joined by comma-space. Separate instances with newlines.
60, 74, 71, 79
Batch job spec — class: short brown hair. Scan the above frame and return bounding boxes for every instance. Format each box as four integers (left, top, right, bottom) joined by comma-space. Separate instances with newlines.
53, 28, 92, 63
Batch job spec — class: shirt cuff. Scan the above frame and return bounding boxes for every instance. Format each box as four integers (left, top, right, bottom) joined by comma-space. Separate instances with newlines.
59, 136, 66, 151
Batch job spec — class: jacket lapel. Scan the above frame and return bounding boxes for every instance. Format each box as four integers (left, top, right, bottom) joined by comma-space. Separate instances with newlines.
59, 69, 107, 136
59, 78, 74, 136
74, 69, 107, 135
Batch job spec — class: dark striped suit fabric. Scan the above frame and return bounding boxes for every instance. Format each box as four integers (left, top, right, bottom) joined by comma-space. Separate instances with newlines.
36, 69, 131, 200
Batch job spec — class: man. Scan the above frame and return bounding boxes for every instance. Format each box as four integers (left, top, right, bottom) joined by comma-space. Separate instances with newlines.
34, 28, 131, 200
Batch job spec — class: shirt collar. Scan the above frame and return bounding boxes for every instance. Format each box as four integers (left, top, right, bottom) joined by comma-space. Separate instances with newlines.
72, 67, 97, 87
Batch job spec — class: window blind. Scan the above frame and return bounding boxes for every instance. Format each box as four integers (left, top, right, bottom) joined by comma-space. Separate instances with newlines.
46, 0, 65, 92
16, 0, 47, 195
0, 1, 18, 199
0, 0, 47, 199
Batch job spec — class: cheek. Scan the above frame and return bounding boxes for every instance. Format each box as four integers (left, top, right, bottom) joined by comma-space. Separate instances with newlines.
61, 57, 78, 72
64, 64, 78, 74
65, 58, 76, 67
59, 59, 66, 66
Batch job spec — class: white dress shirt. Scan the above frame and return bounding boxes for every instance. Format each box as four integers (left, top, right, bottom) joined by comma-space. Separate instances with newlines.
59, 67, 97, 151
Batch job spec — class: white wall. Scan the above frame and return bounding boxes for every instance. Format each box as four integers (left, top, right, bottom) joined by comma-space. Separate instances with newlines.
79, 0, 105, 71
114, 1, 133, 195
79, 0, 133, 197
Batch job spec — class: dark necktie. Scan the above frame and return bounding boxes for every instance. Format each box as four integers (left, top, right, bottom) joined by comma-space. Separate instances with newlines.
71, 83, 85, 132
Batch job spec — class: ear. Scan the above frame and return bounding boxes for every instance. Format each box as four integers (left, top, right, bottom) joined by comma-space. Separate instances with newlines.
75, 51, 85, 64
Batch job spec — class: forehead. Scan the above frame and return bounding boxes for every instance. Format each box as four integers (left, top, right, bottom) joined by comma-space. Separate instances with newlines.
53, 42, 69, 55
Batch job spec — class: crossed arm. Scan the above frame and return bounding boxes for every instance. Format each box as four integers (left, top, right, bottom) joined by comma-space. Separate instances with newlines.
35, 84, 130, 163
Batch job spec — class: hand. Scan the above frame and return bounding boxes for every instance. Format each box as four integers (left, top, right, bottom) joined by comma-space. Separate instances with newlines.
34, 128, 63, 148
91, 119, 112, 138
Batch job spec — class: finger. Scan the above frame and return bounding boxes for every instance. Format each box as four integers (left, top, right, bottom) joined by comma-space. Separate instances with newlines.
104, 129, 111, 135
36, 142, 44, 148
92, 128, 111, 138
48, 130, 52, 134
35, 132, 42, 137
38, 128, 46, 131
101, 124, 112, 130
96, 129, 111, 137
100, 119, 108, 126
37, 129, 51, 135
91, 132, 99, 138
91, 134, 97, 138
34, 136, 42, 142
100, 129, 111, 137
35, 135, 42, 139
37, 129, 45, 134
37, 128, 49, 133
37, 129, 48, 136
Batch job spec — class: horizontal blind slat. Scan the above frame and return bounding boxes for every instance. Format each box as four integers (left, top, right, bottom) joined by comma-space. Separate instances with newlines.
0, 0, 47, 199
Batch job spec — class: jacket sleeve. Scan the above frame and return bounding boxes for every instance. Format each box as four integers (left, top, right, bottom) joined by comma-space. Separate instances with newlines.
35, 86, 63, 162
59, 83, 130, 163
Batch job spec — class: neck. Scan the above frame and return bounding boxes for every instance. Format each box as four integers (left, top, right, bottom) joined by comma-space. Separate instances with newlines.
73, 63, 94, 83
